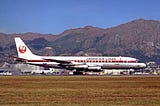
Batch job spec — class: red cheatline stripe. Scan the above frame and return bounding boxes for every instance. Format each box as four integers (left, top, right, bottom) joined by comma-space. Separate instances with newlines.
27, 60, 49, 62
27, 59, 136, 63
128, 60, 136, 62
71, 60, 136, 63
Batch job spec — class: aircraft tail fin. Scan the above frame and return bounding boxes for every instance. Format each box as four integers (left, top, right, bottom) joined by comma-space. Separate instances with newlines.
14, 37, 39, 60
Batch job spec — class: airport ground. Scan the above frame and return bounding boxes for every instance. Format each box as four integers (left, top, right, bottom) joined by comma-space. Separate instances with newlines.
0, 76, 160, 106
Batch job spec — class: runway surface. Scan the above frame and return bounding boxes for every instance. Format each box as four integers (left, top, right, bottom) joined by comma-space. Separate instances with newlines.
0, 76, 160, 106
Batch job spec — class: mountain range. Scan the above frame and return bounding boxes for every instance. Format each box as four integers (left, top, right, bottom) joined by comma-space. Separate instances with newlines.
0, 19, 160, 64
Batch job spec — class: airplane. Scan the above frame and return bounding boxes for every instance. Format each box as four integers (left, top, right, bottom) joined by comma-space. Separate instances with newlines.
14, 37, 146, 73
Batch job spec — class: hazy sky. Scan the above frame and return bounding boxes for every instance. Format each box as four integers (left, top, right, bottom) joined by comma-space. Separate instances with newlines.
0, 0, 160, 34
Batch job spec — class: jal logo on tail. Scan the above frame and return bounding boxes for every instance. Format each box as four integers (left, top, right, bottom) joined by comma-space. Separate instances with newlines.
19, 45, 26, 53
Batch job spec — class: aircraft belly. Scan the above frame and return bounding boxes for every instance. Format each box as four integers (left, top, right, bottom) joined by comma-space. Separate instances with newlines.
101, 63, 142, 69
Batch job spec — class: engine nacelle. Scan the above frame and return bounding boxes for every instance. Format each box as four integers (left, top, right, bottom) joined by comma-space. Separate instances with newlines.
74, 65, 88, 69
87, 66, 101, 70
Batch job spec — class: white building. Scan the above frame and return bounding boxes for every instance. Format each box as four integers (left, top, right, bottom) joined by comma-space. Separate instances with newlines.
14, 64, 65, 75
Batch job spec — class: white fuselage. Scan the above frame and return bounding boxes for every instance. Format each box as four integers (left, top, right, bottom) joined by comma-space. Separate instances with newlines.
26, 56, 146, 69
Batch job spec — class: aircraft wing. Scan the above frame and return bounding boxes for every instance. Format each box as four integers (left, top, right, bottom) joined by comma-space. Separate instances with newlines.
43, 58, 84, 67
43, 58, 71, 64
43, 58, 76, 69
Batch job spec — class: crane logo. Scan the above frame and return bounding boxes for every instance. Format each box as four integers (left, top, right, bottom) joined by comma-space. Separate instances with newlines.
19, 45, 26, 53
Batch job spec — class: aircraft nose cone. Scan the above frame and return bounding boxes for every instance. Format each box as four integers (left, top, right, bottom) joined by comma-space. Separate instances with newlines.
142, 63, 146, 67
